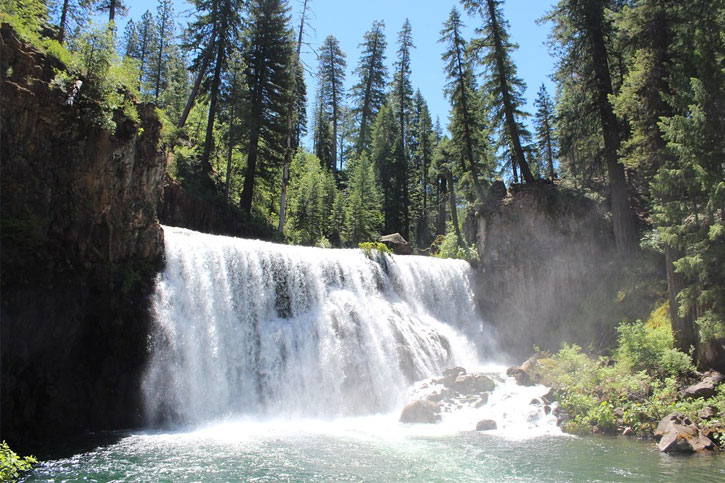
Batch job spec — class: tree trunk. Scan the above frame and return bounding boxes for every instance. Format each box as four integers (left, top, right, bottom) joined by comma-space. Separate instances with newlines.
583, 4, 638, 254
200, 31, 226, 174
240, 129, 260, 217
109, 0, 116, 24
58, 0, 69, 43
665, 245, 699, 358
445, 169, 464, 248
436, 175, 447, 237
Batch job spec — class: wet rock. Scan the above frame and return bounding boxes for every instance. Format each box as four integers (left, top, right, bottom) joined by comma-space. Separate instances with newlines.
655, 412, 714, 453
543, 405, 551, 415
698, 406, 718, 421
476, 419, 498, 431
683, 381, 716, 400
475, 393, 489, 407
442, 367, 467, 378
541, 388, 555, 404
451, 374, 496, 394
622, 427, 634, 437
400, 400, 441, 424
530, 398, 542, 406
507, 366, 534, 386
426, 388, 456, 403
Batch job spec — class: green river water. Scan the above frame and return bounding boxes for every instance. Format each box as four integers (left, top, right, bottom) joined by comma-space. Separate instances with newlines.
23, 417, 725, 482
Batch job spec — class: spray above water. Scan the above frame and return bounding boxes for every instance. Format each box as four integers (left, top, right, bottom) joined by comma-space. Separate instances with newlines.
143, 226, 485, 425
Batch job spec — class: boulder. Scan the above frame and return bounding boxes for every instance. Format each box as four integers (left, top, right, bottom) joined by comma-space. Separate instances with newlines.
451, 374, 496, 394
702, 370, 724, 385
379, 233, 413, 255
654, 413, 714, 453
442, 367, 467, 378
541, 388, 556, 404
698, 406, 718, 421
399, 400, 441, 424
683, 381, 716, 400
507, 367, 534, 386
426, 388, 456, 403
476, 419, 498, 431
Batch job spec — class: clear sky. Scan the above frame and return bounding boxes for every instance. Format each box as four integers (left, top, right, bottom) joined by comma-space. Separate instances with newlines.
121, 0, 557, 147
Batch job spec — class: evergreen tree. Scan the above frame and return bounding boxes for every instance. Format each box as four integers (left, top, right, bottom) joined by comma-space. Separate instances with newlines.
464, 0, 535, 184
239, 0, 294, 217
343, 155, 383, 245
410, 91, 436, 246
150, 0, 175, 104
312, 90, 334, 171
389, 19, 415, 239
440, 6, 488, 199
200, 0, 243, 173
317, 35, 346, 175
544, 0, 638, 254
277, 0, 309, 235
371, 101, 405, 236
92, 0, 127, 24
350, 20, 388, 154
123, 10, 156, 95
286, 153, 335, 246
533, 83, 557, 180
54, 0, 87, 43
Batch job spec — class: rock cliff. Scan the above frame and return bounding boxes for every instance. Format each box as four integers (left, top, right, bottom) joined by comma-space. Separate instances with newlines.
474, 182, 621, 359
1, 24, 166, 448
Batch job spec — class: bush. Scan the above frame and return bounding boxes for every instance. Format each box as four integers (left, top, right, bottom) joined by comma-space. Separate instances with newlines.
0, 441, 36, 481
615, 320, 694, 378
358, 242, 391, 255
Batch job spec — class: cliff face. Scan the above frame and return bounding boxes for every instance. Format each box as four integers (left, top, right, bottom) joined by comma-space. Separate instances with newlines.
474, 183, 621, 359
1, 25, 166, 447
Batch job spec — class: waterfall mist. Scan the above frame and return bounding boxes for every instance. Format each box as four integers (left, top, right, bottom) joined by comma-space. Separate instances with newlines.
143, 227, 487, 425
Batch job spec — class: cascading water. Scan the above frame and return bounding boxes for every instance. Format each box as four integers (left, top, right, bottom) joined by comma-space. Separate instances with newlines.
143, 226, 486, 425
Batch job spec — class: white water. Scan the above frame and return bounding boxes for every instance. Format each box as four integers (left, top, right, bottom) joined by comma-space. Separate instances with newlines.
143, 226, 557, 438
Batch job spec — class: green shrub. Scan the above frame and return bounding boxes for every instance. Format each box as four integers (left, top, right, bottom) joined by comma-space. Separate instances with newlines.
615, 320, 694, 378
0, 441, 36, 481
358, 242, 391, 255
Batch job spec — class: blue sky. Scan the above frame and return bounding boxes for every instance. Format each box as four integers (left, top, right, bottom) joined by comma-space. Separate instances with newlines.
120, 0, 557, 146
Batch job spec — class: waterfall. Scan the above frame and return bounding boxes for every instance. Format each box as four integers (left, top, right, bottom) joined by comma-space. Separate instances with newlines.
143, 226, 486, 425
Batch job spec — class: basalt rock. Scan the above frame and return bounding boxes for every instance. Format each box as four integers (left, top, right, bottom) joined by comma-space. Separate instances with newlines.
654, 413, 714, 454
1, 25, 166, 449
683, 381, 717, 400
475, 419, 497, 431
400, 400, 442, 424
474, 182, 617, 359
379, 233, 413, 255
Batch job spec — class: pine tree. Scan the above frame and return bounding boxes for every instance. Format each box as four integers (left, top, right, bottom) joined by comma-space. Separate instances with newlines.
464, 0, 535, 184
239, 0, 294, 217
151, 0, 175, 104
123, 10, 156, 95
534, 83, 557, 180
92, 0, 127, 24
54, 0, 87, 43
343, 155, 383, 245
317, 35, 346, 175
312, 90, 334, 171
440, 6, 487, 199
350, 20, 388, 154
410, 91, 436, 246
371, 101, 405, 236
389, 19, 415, 239
277, 0, 309, 235
545, 0, 638, 254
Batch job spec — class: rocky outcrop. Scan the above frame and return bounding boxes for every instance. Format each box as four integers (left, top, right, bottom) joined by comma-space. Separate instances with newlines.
654, 413, 715, 453
1, 25, 166, 448
379, 233, 413, 255
474, 182, 618, 359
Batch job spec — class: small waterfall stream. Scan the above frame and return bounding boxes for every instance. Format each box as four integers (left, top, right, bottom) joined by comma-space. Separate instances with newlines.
143, 226, 486, 425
